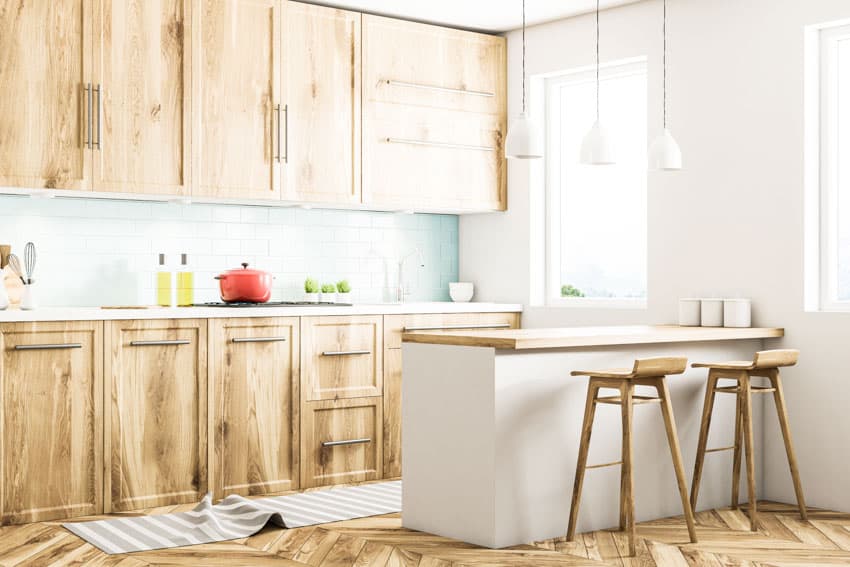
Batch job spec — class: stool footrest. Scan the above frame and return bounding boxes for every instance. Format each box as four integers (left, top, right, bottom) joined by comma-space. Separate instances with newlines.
595, 395, 661, 405
714, 386, 777, 394
586, 460, 623, 470
705, 445, 736, 454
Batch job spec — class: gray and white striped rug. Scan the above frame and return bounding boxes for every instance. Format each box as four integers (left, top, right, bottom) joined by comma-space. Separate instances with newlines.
63, 480, 401, 555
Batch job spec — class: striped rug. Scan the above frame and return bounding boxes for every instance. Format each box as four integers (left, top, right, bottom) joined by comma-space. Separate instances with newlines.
63, 480, 402, 555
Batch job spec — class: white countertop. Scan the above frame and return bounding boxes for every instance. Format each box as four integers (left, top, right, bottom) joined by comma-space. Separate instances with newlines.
0, 302, 522, 322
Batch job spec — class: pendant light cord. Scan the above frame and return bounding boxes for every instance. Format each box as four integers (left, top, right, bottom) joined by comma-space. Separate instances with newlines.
663, 0, 667, 129
595, 0, 600, 122
521, 0, 527, 115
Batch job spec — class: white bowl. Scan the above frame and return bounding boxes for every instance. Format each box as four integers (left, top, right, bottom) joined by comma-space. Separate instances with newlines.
449, 282, 474, 302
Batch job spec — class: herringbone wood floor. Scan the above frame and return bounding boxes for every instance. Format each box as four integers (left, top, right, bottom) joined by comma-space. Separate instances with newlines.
2, 496, 848, 566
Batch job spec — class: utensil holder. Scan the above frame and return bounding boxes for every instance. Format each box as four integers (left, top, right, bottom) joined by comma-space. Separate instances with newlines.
678, 298, 701, 326
700, 298, 724, 327
723, 299, 752, 328
20, 284, 36, 311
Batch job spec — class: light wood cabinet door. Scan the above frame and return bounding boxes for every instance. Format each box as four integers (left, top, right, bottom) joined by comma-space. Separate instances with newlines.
105, 319, 207, 512
382, 312, 520, 478
91, 0, 192, 195
0, 321, 102, 524
301, 397, 382, 488
210, 317, 299, 499
301, 316, 383, 401
281, 2, 361, 204
193, 0, 280, 199
362, 14, 507, 212
0, 1, 93, 190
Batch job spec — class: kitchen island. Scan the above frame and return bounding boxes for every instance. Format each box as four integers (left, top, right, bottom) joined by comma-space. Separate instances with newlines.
401, 325, 783, 548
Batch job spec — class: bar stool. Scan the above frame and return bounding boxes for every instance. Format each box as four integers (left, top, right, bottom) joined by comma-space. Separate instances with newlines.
567, 357, 698, 556
690, 349, 806, 531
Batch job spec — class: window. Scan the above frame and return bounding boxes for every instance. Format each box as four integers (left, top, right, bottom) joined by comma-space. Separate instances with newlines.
545, 60, 648, 307
817, 24, 850, 310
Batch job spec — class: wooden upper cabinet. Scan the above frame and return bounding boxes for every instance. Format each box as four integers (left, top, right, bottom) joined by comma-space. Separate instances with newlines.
105, 319, 207, 512
362, 15, 507, 212
0, 321, 103, 524
281, 2, 361, 204
0, 0, 92, 190
194, 0, 280, 200
209, 317, 299, 499
91, 0, 192, 195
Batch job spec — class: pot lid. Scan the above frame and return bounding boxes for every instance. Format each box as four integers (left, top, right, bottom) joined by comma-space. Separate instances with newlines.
220, 262, 270, 276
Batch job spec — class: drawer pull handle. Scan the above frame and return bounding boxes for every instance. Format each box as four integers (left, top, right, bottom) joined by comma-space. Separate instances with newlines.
130, 340, 191, 347
322, 438, 371, 447
14, 343, 82, 351
403, 323, 512, 332
385, 79, 495, 98
232, 336, 288, 343
386, 137, 495, 152
321, 349, 371, 356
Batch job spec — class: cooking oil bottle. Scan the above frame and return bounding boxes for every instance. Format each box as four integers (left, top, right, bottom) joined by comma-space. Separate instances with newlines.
156, 253, 173, 307
176, 253, 194, 307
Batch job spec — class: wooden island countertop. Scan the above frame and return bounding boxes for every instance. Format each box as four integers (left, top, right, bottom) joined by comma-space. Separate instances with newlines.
401, 324, 784, 350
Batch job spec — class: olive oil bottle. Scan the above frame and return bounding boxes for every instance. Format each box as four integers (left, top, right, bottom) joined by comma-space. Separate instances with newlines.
176, 253, 194, 307
156, 253, 173, 307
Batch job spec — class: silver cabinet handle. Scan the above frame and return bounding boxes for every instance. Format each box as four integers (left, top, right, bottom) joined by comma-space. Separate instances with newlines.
321, 349, 371, 356
385, 79, 494, 98
94, 84, 102, 150
130, 340, 191, 347
322, 438, 371, 447
85, 83, 92, 149
403, 323, 512, 332
274, 104, 282, 163
282, 104, 289, 163
231, 336, 287, 343
14, 343, 82, 351
386, 137, 495, 152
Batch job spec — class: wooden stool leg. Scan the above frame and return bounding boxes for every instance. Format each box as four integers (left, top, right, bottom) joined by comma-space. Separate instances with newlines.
740, 372, 758, 531
655, 377, 698, 544
691, 370, 719, 511
620, 382, 636, 556
567, 379, 600, 541
769, 369, 808, 521
731, 383, 744, 509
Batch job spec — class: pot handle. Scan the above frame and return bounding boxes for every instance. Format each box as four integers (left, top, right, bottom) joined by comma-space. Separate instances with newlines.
214, 275, 225, 280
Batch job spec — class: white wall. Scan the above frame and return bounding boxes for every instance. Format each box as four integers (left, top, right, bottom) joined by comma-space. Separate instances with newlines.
460, 0, 850, 511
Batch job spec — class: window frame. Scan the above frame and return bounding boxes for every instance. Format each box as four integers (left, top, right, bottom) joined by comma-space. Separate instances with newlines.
544, 59, 649, 309
818, 24, 850, 311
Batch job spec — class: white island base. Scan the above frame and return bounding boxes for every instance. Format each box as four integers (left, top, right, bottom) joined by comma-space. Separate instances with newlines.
401, 328, 781, 548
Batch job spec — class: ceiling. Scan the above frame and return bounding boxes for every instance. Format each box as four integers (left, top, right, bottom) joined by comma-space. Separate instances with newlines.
302, 0, 645, 33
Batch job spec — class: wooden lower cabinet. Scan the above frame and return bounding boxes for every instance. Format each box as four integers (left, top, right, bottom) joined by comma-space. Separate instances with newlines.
301, 397, 383, 488
209, 318, 299, 499
382, 312, 520, 478
104, 319, 207, 512
0, 321, 103, 524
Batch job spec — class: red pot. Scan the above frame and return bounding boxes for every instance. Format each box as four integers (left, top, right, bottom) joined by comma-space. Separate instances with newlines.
215, 263, 273, 303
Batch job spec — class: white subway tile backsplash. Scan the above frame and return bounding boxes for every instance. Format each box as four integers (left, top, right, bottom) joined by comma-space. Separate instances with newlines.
0, 195, 458, 306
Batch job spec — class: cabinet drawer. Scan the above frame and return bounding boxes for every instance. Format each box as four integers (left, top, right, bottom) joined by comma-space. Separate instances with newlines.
301, 316, 383, 401
301, 397, 382, 488
210, 317, 299, 499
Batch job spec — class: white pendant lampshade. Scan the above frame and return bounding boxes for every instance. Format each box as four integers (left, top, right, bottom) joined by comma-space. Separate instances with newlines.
649, 0, 682, 170
580, 0, 615, 165
648, 128, 682, 170
506, 112, 542, 159
505, 0, 542, 159
580, 120, 616, 165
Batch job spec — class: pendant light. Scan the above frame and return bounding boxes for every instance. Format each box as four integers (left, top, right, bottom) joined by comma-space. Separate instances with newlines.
505, 0, 542, 159
648, 0, 682, 170
580, 0, 616, 165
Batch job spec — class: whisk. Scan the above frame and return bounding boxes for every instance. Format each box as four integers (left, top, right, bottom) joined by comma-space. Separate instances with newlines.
6, 254, 26, 284
23, 242, 36, 284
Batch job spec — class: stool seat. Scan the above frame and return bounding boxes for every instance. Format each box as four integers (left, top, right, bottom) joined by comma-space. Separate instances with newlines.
692, 349, 799, 371
571, 356, 688, 379
566, 356, 697, 556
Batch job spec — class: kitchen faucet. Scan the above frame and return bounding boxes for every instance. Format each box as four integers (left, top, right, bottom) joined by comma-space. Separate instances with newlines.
397, 248, 425, 303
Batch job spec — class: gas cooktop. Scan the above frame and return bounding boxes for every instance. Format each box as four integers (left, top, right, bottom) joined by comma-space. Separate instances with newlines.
193, 301, 353, 307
